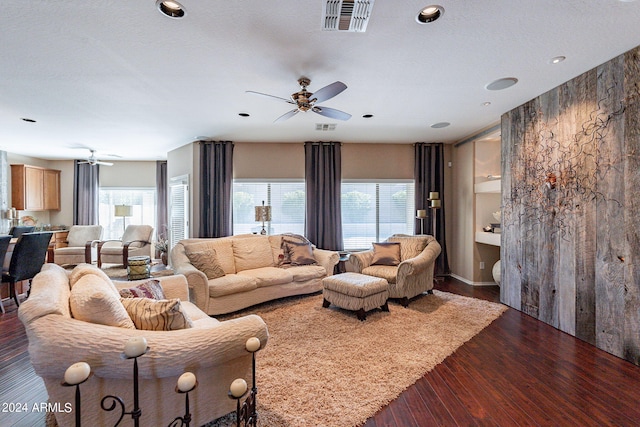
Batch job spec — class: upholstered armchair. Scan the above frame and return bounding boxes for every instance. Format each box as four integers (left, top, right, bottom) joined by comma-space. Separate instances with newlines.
53, 225, 103, 266
98, 224, 154, 268
346, 234, 441, 307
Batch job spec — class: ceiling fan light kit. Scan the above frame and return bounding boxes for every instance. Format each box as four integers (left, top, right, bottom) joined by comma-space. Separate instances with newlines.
247, 77, 352, 123
77, 149, 114, 166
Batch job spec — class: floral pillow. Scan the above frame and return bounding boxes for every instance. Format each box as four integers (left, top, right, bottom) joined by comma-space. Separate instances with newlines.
119, 280, 165, 299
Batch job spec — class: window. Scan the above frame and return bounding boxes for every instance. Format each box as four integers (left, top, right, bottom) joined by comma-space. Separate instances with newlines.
99, 188, 156, 240
341, 181, 415, 250
233, 181, 305, 235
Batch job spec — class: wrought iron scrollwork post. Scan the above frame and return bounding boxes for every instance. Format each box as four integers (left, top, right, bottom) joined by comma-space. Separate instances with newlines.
101, 339, 149, 427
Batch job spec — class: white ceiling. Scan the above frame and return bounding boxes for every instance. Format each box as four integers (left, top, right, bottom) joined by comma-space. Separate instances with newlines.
3, 1, 640, 161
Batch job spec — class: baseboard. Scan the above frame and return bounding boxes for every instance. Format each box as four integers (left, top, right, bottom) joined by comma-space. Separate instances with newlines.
449, 274, 498, 287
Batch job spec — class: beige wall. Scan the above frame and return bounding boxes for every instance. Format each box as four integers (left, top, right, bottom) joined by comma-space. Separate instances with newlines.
451, 141, 474, 282
167, 142, 198, 237
100, 161, 156, 187
234, 143, 305, 179
233, 142, 415, 180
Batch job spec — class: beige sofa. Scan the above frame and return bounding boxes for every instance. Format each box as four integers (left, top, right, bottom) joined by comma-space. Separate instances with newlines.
171, 234, 340, 315
346, 234, 441, 306
18, 263, 268, 427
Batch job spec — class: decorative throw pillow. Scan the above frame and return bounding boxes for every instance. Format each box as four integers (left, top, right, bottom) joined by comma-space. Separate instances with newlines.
69, 275, 136, 329
287, 241, 317, 266
371, 242, 401, 266
185, 247, 226, 279
119, 280, 165, 299
280, 233, 313, 265
120, 297, 194, 331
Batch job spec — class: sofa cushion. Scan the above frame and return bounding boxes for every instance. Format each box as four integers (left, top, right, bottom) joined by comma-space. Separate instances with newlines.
67, 225, 102, 247
69, 264, 117, 294
120, 297, 194, 331
387, 235, 430, 261
237, 267, 293, 288
121, 225, 153, 248
69, 274, 136, 329
371, 242, 401, 266
362, 265, 398, 284
287, 265, 327, 282
185, 246, 226, 279
280, 234, 313, 265
208, 274, 258, 298
287, 242, 317, 266
119, 280, 166, 299
181, 301, 220, 328
186, 240, 236, 274
233, 237, 274, 272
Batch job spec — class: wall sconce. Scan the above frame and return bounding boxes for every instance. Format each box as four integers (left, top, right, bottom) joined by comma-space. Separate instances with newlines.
254, 201, 272, 235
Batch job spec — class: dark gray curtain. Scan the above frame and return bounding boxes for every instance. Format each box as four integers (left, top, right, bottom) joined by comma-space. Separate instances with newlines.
155, 161, 168, 256
304, 142, 343, 251
73, 160, 99, 225
415, 142, 450, 275
199, 141, 233, 237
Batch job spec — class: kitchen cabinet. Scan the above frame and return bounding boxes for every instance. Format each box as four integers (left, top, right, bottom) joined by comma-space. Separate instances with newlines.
11, 164, 61, 211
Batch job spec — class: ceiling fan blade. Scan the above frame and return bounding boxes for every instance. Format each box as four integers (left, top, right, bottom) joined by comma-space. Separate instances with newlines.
310, 81, 347, 104
95, 160, 113, 166
77, 160, 90, 164
246, 91, 295, 104
312, 106, 352, 121
274, 109, 300, 123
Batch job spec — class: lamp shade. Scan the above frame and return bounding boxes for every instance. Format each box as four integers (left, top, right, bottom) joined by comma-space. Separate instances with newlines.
255, 205, 272, 222
115, 205, 133, 217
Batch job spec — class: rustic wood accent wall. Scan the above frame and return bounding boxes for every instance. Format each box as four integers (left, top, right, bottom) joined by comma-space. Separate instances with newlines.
501, 46, 640, 365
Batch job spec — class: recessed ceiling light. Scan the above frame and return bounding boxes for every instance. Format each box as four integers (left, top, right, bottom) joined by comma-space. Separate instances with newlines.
486, 77, 518, 91
482, 102, 491, 106
21, 118, 36, 123
416, 5, 444, 24
238, 112, 250, 117
550, 56, 566, 64
431, 122, 450, 128
362, 114, 374, 118
156, 0, 186, 18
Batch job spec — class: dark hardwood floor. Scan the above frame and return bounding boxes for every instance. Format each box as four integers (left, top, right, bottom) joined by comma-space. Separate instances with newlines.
2, 277, 640, 426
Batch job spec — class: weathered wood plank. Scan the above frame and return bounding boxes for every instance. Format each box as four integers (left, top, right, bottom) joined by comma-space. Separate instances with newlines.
501, 44, 640, 365
572, 69, 598, 345
594, 54, 626, 356
622, 46, 640, 365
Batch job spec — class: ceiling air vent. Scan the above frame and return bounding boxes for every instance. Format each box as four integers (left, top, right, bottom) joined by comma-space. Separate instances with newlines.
322, 0, 375, 32
316, 123, 337, 131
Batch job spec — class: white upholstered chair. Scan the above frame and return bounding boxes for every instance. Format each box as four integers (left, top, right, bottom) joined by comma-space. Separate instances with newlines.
53, 225, 103, 266
98, 224, 154, 268
346, 234, 441, 307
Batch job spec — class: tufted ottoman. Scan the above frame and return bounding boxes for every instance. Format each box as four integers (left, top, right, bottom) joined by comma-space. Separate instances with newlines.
322, 272, 389, 320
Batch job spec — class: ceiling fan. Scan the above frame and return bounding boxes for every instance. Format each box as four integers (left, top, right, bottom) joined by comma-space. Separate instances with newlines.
247, 77, 352, 123
77, 149, 114, 166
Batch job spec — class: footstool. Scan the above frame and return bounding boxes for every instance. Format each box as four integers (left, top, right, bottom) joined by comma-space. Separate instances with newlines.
322, 272, 389, 321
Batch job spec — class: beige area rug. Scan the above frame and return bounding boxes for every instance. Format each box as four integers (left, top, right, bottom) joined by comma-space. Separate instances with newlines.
208, 291, 507, 427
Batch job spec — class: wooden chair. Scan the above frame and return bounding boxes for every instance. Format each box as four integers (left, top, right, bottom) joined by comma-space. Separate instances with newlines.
53, 225, 103, 266
98, 225, 154, 268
